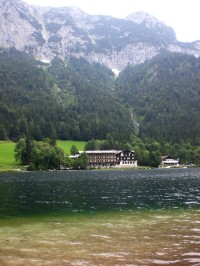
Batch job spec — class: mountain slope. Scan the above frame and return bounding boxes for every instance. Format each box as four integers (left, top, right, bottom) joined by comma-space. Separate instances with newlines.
0, 0, 200, 71
0, 48, 134, 142
115, 52, 200, 144
1, 48, 200, 145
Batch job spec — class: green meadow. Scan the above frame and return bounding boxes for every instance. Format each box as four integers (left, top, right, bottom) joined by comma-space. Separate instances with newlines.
0, 141, 19, 171
57, 140, 86, 155
0, 140, 86, 172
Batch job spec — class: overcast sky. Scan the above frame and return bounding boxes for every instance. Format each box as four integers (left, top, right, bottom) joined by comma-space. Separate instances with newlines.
23, 0, 200, 42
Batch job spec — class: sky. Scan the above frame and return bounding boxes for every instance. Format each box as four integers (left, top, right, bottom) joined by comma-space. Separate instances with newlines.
23, 0, 200, 42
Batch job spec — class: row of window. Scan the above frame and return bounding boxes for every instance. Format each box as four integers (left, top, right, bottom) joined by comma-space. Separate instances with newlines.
121, 161, 135, 164
89, 156, 116, 159
120, 153, 133, 157
90, 159, 117, 163
118, 157, 133, 160
89, 159, 135, 163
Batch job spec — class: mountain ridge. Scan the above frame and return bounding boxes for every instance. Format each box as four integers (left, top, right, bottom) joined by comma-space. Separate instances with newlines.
1, 0, 200, 71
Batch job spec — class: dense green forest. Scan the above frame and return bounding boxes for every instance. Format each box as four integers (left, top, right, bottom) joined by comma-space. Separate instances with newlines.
1, 48, 200, 166
0, 48, 134, 143
116, 52, 200, 145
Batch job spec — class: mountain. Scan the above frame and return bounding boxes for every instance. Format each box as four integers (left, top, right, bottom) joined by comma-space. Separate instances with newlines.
115, 52, 200, 144
1, 0, 200, 147
1, 0, 200, 71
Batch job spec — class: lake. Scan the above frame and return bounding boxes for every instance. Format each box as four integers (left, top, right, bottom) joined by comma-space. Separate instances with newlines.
0, 168, 200, 265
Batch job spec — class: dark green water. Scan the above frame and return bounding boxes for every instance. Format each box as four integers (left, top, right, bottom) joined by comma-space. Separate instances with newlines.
1, 168, 200, 217
0, 168, 200, 265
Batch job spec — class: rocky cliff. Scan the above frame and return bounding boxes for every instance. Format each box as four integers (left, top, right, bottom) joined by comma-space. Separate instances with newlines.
1, 0, 200, 71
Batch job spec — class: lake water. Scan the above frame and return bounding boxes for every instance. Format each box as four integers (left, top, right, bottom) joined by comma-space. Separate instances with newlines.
0, 168, 200, 265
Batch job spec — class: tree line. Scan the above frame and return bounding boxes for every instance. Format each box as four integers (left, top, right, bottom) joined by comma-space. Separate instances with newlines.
15, 136, 200, 171
85, 137, 200, 167
14, 137, 89, 171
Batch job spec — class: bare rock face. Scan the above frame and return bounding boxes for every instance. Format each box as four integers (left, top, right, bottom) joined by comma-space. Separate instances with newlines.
127, 11, 165, 28
0, 0, 200, 71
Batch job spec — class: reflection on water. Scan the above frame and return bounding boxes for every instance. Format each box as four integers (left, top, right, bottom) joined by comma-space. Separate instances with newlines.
0, 168, 200, 265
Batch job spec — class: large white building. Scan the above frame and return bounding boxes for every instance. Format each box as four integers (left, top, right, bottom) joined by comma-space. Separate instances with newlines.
70, 149, 138, 168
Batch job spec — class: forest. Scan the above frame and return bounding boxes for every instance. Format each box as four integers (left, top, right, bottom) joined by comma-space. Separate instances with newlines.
116, 52, 200, 145
1, 48, 200, 166
0, 48, 133, 143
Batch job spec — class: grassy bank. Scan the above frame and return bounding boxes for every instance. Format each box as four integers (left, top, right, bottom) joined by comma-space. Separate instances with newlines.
0, 141, 20, 171
0, 140, 86, 172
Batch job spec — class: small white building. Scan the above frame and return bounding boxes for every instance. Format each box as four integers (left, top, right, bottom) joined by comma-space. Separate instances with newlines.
161, 155, 179, 167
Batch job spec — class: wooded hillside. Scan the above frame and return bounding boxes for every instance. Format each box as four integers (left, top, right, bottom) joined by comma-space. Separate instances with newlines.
0, 48, 134, 143
116, 52, 200, 144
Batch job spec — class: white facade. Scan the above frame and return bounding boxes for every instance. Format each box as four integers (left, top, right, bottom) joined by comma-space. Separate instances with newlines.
114, 160, 138, 168
161, 156, 179, 166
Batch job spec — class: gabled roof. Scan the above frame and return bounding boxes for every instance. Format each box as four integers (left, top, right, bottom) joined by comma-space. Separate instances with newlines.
116, 149, 134, 155
161, 155, 171, 160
